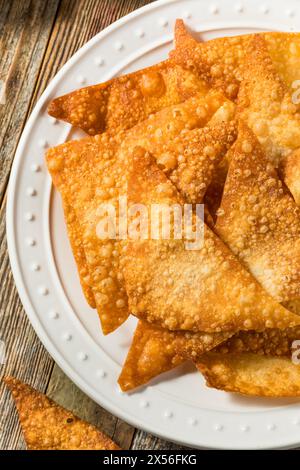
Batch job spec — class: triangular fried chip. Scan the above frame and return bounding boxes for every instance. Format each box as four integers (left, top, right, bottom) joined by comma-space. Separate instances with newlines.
215, 121, 300, 303
215, 325, 300, 356
47, 132, 129, 334
170, 19, 247, 100
197, 353, 300, 397
123, 147, 300, 333
280, 148, 300, 206
171, 20, 300, 101
4, 376, 120, 450
125, 120, 236, 204
63, 201, 95, 308
46, 92, 236, 333
238, 34, 300, 168
118, 320, 231, 391
48, 59, 208, 135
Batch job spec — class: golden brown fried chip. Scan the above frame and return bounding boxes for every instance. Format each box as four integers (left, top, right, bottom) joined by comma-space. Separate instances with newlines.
215, 121, 300, 304
216, 326, 300, 356
171, 20, 300, 101
122, 89, 236, 204
46, 90, 235, 333
124, 148, 300, 333
238, 34, 300, 168
197, 353, 300, 397
280, 149, 300, 206
170, 19, 247, 100
118, 320, 231, 391
47, 133, 129, 334
4, 376, 120, 450
118, 320, 184, 391
48, 60, 208, 135
63, 201, 95, 308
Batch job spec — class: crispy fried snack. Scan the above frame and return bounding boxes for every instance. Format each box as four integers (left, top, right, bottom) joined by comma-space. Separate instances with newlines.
123, 89, 236, 204
118, 320, 231, 391
171, 20, 300, 101
46, 92, 236, 333
215, 326, 300, 356
215, 121, 300, 303
123, 147, 300, 333
237, 34, 300, 168
197, 353, 300, 397
48, 59, 208, 135
4, 376, 120, 450
63, 200, 95, 308
47, 132, 129, 334
280, 149, 300, 206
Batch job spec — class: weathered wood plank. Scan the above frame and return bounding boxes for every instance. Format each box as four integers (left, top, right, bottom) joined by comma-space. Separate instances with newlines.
132, 430, 190, 451
0, 0, 61, 202
0, 0, 61, 450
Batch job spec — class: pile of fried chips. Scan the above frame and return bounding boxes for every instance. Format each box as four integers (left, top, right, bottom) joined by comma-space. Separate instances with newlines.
46, 20, 300, 397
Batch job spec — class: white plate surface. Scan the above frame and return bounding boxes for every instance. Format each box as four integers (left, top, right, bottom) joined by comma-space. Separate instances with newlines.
7, 0, 300, 449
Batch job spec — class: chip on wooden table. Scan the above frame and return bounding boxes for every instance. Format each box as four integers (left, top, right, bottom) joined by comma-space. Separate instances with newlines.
123, 147, 300, 333
4, 376, 120, 450
118, 320, 231, 391
170, 20, 300, 102
215, 121, 300, 304
48, 59, 208, 135
196, 353, 300, 397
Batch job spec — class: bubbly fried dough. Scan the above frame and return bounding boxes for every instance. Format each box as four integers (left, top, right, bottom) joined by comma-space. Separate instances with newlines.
215, 121, 300, 303
280, 149, 300, 206
118, 320, 231, 391
238, 35, 300, 168
197, 353, 300, 397
48, 60, 208, 135
216, 326, 300, 356
171, 20, 300, 101
46, 133, 129, 334
118, 320, 184, 391
63, 201, 95, 308
46, 91, 236, 333
4, 376, 120, 450
124, 148, 300, 333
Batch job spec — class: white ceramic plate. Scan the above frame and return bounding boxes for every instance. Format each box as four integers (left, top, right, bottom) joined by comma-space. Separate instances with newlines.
7, 0, 300, 450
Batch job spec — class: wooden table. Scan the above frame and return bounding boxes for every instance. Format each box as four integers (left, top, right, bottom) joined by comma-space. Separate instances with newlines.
0, 0, 190, 450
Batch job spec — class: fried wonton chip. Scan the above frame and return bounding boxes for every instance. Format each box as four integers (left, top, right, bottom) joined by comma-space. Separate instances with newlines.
47, 132, 129, 334
118, 320, 231, 391
46, 90, 235, 333
63, 201, 95, 308
215, 121, 300, 303
215, 326, 300, 356
48, 60, 208, 135
197, 353, 300, 397
124, 147, 300, 333
171, 20, 300, 101
280, 149, 300, 206
4, 376, 120, 450
238, 34, 300, 168
125, 119, 237, 204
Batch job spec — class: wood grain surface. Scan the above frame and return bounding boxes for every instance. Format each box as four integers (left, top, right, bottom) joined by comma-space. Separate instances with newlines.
0, 0, 189, 450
